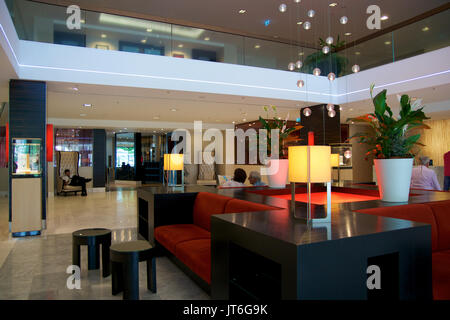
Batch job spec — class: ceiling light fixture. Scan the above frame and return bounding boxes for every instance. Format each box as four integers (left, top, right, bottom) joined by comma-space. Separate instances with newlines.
422, 27, 429, 32
355, 51, 361, 55
146, 28, 152, 32
329, 3, 338, 7
72, 87, 78, 91
381, 15, 389, 21
101, 34, 107, 38
254, 44, 261, 49
141, 39, 147, 43
385, 41, 391, 45
80, 113, 87, 117
178, 44, 184, 48
239, 9, 246, 14
279, 4, 287, 13
80, 19, 85, 24
204, 37, 210, 41
170, 108, 177, 112
83, 103, 92, 107
297, 21, 303, 25
344, 32, 352, 36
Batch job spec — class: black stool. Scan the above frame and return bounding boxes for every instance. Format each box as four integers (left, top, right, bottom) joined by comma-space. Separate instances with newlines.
110, 240, 156, 300
72, 228, 112, 277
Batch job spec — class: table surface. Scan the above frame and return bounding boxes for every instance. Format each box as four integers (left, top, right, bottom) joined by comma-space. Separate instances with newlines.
138, 183, 450, 247
110, 240, 153, 252
72, 228, 111, 237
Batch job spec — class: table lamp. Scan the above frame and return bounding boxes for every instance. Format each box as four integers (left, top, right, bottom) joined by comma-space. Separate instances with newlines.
288, 145, 332, 223
331, 153, 340, 184
164, 154, 184, 187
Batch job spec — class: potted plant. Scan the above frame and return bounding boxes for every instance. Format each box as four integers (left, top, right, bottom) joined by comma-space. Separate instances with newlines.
302, 36, 348, 77
348, 85, 430, 202
259, 105, 302, 188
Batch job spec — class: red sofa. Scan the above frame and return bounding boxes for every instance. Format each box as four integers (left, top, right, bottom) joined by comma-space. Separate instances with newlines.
154, 192, 281, 285
356, 200, 450, 300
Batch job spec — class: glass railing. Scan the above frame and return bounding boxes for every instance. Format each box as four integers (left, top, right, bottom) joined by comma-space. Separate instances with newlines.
5, 0, 450, 77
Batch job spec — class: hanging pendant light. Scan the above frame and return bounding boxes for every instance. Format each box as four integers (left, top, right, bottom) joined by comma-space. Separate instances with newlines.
303, 21, 311, 30
327, 72, 336, 81
303, 108, 312, 117
307, 9, 315, 18
326, 104, 335, 111
325, 37, 334, 45
351, 64, 360, 73
295, 60, 303, 69
322, 46, 330, 54
340, 16, 348, 24
279, 4, 287, 12
328, 110, 336, 118
313, 68, 321, 76
297, 80, 304, 88
288, 62, 296, 71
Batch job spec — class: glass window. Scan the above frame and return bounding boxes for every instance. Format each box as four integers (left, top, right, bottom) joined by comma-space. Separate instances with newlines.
55, 128, 93, 167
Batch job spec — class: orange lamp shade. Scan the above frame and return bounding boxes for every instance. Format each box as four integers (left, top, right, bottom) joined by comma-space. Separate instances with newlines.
46, 124, 53, 162
288, 146, 331, 183
164, 154, 184, 171
330, 153, 339, 167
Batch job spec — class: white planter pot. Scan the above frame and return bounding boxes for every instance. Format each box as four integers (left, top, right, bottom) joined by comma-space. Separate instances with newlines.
374, 158, 413, 202
266, 159, 289, 188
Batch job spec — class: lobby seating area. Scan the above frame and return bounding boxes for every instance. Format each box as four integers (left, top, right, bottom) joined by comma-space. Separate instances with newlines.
154, 192, 280, 285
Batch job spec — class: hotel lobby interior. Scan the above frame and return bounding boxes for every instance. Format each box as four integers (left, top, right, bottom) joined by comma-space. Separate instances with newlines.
0, 0, 450, 309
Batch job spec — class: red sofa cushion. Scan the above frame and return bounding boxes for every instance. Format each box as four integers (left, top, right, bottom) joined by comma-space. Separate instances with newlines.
193, 192, 233, 231
355, 204, 439, 252
426, 201, 450, 251
224, 198, 280, 213
175, 239, 211, 284
154, 224, 210, 254
432, 250, 450, 300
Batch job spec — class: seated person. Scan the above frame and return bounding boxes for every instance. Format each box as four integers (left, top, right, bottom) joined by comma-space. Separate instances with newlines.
410, 156, 441, 191
222, 168, 247, 187
248, 171, 267, 186
62, 169, 92, 196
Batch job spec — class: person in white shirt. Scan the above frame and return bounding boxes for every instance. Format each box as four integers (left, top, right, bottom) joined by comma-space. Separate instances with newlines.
222, 168, 247, 187
62, 169, 91, 196
410, 156, 441, 191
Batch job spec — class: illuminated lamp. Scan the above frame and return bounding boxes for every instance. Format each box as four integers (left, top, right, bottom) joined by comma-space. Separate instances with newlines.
164, 154, 184, 187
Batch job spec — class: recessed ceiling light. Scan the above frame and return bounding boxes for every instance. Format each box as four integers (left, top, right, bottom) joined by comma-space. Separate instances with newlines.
384, 41, 391, 45
297, 21, 303, 25
124, 128, 127, 130
232, 121, 236, 124
422, 26, 429, 32
153, 116, 160, 120
170, 108, 177, 112
329, 3, 338, 7
83, 103, 92, 107
204, 37, 210, 41
72, 87, 78, 91
80, 113, 87, 117
254, 44, 261, 49
355, 51, 361, 55
243, 118, 247, 122
141, 39, 147, 43
101, 34, 107, 38
298, 52, 304, 56
178, 44, 184, 48
80, 19, 86, 24
239, 9, 246, 14
381, 15, 389, 21
146, 28, 152, 32
344, 32, 352, 36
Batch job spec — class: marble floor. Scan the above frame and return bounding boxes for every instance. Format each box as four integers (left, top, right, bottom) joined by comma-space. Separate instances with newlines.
0, 191, 209, 300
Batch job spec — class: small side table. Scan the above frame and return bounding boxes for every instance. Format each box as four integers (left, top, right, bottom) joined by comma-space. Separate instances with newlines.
110, 240, 156, 300
72, 228, 112, 277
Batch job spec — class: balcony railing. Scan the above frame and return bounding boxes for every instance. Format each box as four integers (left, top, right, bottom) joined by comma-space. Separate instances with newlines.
5, 0, 450, 77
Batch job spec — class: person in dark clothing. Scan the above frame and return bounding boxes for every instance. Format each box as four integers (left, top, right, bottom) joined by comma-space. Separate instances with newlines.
62, 169, 91, 196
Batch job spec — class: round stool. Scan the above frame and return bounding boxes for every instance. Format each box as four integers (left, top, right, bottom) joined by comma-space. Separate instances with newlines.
110, 240, 156, 300
72, 228, 112, 277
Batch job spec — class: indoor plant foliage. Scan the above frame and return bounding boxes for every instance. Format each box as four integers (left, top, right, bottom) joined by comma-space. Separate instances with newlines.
348, 85, 430, 202
348, 84, 430, 159
302, 35, 348, 77
258, 105, 302, 159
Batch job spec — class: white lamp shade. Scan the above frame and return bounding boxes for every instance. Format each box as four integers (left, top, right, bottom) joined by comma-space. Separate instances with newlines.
331, 153, 339, 167
164, 154, 184, 171
288, 146, 331, 183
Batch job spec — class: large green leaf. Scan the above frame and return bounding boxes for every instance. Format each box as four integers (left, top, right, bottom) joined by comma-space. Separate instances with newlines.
373, 89, 387, 116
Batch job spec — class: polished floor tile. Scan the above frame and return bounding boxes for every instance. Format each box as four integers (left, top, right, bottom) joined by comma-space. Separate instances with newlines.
0, 191, 210, 300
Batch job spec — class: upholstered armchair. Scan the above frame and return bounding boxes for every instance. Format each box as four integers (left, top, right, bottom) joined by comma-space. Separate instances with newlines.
56, 151, 83, 195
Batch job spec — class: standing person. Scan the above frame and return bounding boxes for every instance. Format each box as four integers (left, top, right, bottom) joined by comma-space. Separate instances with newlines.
62, 169, 91, 196
444, 151, 450, 191
410, 156, 441, 191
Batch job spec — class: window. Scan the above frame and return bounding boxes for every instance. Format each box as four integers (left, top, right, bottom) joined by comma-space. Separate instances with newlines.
119, 41, 164, 56
55, 129, 93, 167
